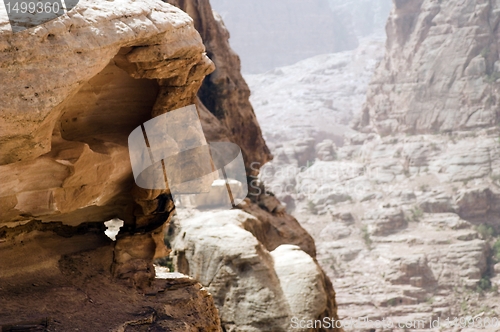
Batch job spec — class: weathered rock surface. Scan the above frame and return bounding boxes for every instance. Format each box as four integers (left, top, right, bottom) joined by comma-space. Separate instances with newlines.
248, 1, 500, 326
169, 210, 292, 332
358, 0, 500, 135
160, 3, 342, 331
0, 0, 216, 231
168, 209, 341, 332
271, 244, 329, 329
246, 37, 386, 147
0, 0, 220, 328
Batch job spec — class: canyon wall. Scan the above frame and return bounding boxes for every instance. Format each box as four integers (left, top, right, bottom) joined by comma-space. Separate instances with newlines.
0, 0, 225, 329
250, 0, 500, 327
165, 1, 342, 330
358, 0, 500, 135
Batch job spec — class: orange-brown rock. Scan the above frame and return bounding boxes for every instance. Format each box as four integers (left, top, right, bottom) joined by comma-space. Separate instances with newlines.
0, 0, 221, 329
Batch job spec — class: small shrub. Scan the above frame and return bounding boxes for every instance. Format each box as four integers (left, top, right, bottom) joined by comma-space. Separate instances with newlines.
491, 174, 500, 183
477, 224, 496, 239
476, 277, 492, 293
410, 206, 424, 221
386, 298, 397, 306
492, 239, 500, 262
361, 226, 372, 249
485, 72, 500, 83
306, 160, 315, 168
419, 184, 429, 192
481, 47, 491, 58
307, 200, 318, 215
155, 256, 175, 272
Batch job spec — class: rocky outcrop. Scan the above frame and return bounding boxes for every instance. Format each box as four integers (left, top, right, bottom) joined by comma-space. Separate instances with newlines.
160, 2, 342, 330
358, 0, 500, 135
168, 209, 341, 332
0, 0, 222, 328
271, 245, 329, 329
169, 210, 292, 332
246, 37, 386, 145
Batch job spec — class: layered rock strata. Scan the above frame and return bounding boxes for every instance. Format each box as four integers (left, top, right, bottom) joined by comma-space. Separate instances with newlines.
358, 0, 500, 135
250, 0, 500, 328
0, 0, 221, 328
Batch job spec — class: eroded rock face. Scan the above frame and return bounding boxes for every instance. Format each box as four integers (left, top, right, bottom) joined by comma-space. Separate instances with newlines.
168, 209, 341, 332
271, 244, 329, 330
169, 210, 292, 332
247, 1, 500, 324
358, 0, 500, 135
0, 0, 214, 228
0, 0, 221, 328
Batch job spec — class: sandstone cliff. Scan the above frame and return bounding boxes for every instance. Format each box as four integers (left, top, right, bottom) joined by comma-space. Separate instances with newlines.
0, 0, 342, 330
0, 0, 220, 329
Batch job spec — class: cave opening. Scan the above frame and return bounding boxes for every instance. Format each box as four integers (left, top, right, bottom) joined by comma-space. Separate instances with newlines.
45, 47, 161, 227
57, 47, 160, 147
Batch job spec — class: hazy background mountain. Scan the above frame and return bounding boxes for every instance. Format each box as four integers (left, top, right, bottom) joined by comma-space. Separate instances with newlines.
210, 0, 391, 73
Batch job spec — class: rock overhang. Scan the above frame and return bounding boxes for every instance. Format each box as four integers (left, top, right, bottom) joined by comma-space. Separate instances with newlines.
0, 0, 215, 228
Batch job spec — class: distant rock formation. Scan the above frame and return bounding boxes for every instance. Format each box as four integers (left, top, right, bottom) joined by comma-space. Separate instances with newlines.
246, 37, 386, 145
210, 0, 359, 73
249, 0, 500, 326
358, 0, 500, 135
